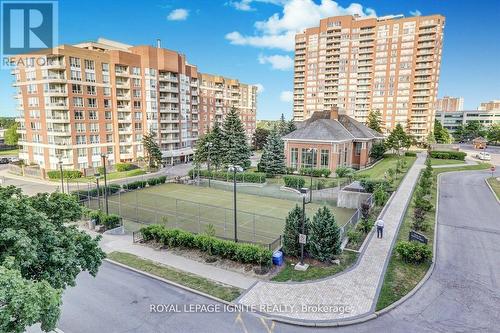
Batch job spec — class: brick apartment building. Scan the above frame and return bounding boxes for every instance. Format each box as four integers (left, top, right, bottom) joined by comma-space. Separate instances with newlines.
12, 38, 257, 171
436, 96, 464, 112
293, 14, 445, 140
283, 108, 383, 171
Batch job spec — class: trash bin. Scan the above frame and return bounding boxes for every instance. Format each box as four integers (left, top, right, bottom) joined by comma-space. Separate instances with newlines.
272, 251, 284, 266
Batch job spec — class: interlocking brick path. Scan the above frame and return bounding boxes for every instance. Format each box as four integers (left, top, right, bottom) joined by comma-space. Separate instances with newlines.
237, 154, 427, 321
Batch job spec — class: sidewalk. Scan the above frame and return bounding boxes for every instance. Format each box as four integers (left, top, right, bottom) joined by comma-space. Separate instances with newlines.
98, 232, 257, 289
236, 153, 427, 323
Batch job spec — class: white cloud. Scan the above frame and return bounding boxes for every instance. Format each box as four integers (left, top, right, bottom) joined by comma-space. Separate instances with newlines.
226, 0, 377, 51
410, 9, 422, 16
254, 83, 265, 93
167, 8, 189, 21
280, 90, 293, 102
228, 0, 285, 11
258, 54, 293, 70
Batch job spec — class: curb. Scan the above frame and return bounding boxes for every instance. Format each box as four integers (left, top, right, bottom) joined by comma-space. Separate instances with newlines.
484, 178, 500, 204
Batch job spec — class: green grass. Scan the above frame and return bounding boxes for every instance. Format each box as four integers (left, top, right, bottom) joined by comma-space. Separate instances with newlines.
357, 155, 417, 180
87, 183, 355, 246
266, 175, 347, 189
376, 162, 492, 310
271, 251, 358, 282
487, 177, 500, 200
107, 252, 241, 301
0, 148, 18, 156
430, 158, 466, 166
51, 168, 146, 183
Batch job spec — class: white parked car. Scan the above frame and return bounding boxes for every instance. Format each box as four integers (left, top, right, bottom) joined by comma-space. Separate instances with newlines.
476, 152, 491, 161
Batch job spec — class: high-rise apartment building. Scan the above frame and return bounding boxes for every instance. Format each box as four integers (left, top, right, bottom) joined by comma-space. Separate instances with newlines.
436, 96, 464, 112
199, 73, 257, 140
12, 38, 256, 171
293, 14, 445, 139
478, 100, 500, 111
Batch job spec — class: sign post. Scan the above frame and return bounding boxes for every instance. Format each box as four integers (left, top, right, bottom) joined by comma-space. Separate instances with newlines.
409, 230, 428, 244
491, 166, 496, 178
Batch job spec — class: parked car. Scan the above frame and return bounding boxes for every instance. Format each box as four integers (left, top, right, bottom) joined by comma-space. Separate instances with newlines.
0, 157, 10, 164
476, 152, 491, 161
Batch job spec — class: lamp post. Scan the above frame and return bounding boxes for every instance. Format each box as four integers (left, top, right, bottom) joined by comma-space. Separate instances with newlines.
307, 148, 316, 202
58, 157, 64, 194
228, 164, 243, 242
206, 142, 213, 188
101, 153, 109, 215
94, 173, 101, 210
297, 187, 310, 270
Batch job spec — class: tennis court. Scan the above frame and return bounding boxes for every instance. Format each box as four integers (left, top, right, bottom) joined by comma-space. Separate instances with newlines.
84, 183, 355, 246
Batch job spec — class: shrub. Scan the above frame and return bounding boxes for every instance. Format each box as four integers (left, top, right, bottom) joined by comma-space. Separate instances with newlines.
71, 184, 120, 201
429, 151, 466, 161
285, 167, 296, 174
370, 142, 386, 160
335, 166, 354, 179
360, 202, 371, 220
188, 169, 265, 183
395, 241, 432, 264
124, 180, 147, 190
116, 163, 136, 172
405, 151, 417, 157
358, 218, 373, 234
47, 169, 82, 180
412, 207, 429, 231
373, 184, 389, 206
299, 168, 331, 177
101, 214, 122, 229
360, 179, 390, 193
347, 229, 362, 245
283, 175, 305, 189
139, 225, 272, 266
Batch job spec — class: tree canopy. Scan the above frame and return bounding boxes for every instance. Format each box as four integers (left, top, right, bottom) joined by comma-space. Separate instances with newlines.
221, 107, 251, 168
385, 124, 411, 154
366, 110, 383, 133
251, 127, 270, 151
142, 131, 163, 168
0, 186, 105, 332
433, 120, 451, 144
487, 123, 500, 144
4, 123, 19, 146
259, 127, 286, 176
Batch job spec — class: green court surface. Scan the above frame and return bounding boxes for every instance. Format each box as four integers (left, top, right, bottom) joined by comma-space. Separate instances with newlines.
86, 183, 355, 246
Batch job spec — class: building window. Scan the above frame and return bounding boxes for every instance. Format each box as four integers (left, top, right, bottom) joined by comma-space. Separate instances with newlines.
73, 97, 83, 107
301, 148, 317, 168
72, 84, 82, 94
77, 148, 87, 157
290, 148, 299, 169
74, 110, 84, 120
85, 72, 96, 83
87, 98, 97, 108
320, 149, 329, 168
84, 59, 95, 70
88, 110, 98, 120
70, 70, 81, 81
355, 142, 362, 156
69, 57, 80, 68
102, 63, 109, 72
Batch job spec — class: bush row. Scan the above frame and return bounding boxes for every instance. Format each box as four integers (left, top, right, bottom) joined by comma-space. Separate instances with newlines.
116, 163, 137, 172
141, 225, 272, 266
47, 170, 83, 179
188, 169, 266, 183
147, 176, 167, 186
283, 175, 306, 189
429, 150, 466, 161
123, 180, 147, 190
299, 167, 331, 178
88, 210, 122, 230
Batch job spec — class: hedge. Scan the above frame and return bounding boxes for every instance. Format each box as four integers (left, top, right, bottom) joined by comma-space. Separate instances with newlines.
395, 241, 432, 264
188, 169, 266, 183
283, 175, 306, 189
123, 180, 147, 190
87, 210, 122, 230
360, 179, 391, 193
299, 167, 331, 178
47, 170, 82, 179
147, 176, 167, 186
429, 151, 466, 161
116, 163, 137, 172
404, 151, 417, 157
140, 225, 272, 266
72, 184, 121, 201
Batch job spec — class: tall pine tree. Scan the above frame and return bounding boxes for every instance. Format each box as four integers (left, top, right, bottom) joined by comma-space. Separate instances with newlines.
260, 127, 286, 176
287, 120, 297, 133
194, 122, 224, 170
278, 113, 288, 136
282, 205, 309, 258
367, 110, 383, 133
385, 123, 409, 155
221, 107, 251, 167
308, 207, 341, 262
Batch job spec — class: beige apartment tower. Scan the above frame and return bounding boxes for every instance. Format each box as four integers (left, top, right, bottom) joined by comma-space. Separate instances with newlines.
12, 38, 257, 171
437, 96, 464, 112
478, 100, 500, 111
199, 73, 257, 140
293, 14, 445, 139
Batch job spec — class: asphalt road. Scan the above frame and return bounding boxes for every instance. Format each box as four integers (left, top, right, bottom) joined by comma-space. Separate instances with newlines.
49, 170, 500, 333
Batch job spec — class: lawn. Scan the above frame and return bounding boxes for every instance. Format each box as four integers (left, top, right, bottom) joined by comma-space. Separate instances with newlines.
356, 154, 417, 190
486, 177, 500, 200
271, 251, 358, 282
430, 158, 465, 166
0, 148, 18, 156
107, 252, 241, 301
376, 162, 492, 310
86, 183, 355, 246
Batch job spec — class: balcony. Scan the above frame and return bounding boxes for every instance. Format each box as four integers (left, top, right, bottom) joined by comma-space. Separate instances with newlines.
47, 128, 71, 136
158, 74, 178, 82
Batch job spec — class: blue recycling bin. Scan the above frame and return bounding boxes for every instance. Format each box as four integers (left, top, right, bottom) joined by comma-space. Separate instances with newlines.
272, 251, 284, 266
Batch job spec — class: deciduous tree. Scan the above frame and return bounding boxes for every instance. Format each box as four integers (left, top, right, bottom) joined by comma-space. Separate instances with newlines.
251, 127, 270, 151
4, 123, 19, 145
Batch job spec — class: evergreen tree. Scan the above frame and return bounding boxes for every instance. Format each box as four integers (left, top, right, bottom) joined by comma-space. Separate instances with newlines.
142, 130, 163, 168
278, 113, 288, 136
260, 127, 286, 176
282, 205, 309, 257
308, 207, 341, 262
287, 119, 297, 133
433, 120, 451, 143
210, 122, 225, 170
367, 110, 383, 133
194, 129, 212, 165
194, 123, 224, 170
385, 124, 409, 155
221, 107, 251, 167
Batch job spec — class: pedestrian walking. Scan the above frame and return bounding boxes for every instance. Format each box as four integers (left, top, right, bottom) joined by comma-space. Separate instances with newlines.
376, 219, 385, 238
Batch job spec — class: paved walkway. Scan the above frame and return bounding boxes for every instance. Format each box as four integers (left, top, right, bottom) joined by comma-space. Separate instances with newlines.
236, 153, 427, 322
97, 232, 257, 289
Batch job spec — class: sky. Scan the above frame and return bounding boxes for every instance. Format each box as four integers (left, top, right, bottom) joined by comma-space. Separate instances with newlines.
1, 0, 499, 120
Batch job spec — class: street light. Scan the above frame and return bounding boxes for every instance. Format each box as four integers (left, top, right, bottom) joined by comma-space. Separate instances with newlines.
58, 157, 64, 194
228, 164, 243, 242
297, 187, 310, 270
101, 153, 109, 215
307, 148, 317, 202
94, 172, 101, 210
206, 142, 213, 188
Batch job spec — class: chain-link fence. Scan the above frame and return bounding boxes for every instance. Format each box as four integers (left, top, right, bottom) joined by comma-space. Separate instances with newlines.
339, 194, 374, 242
